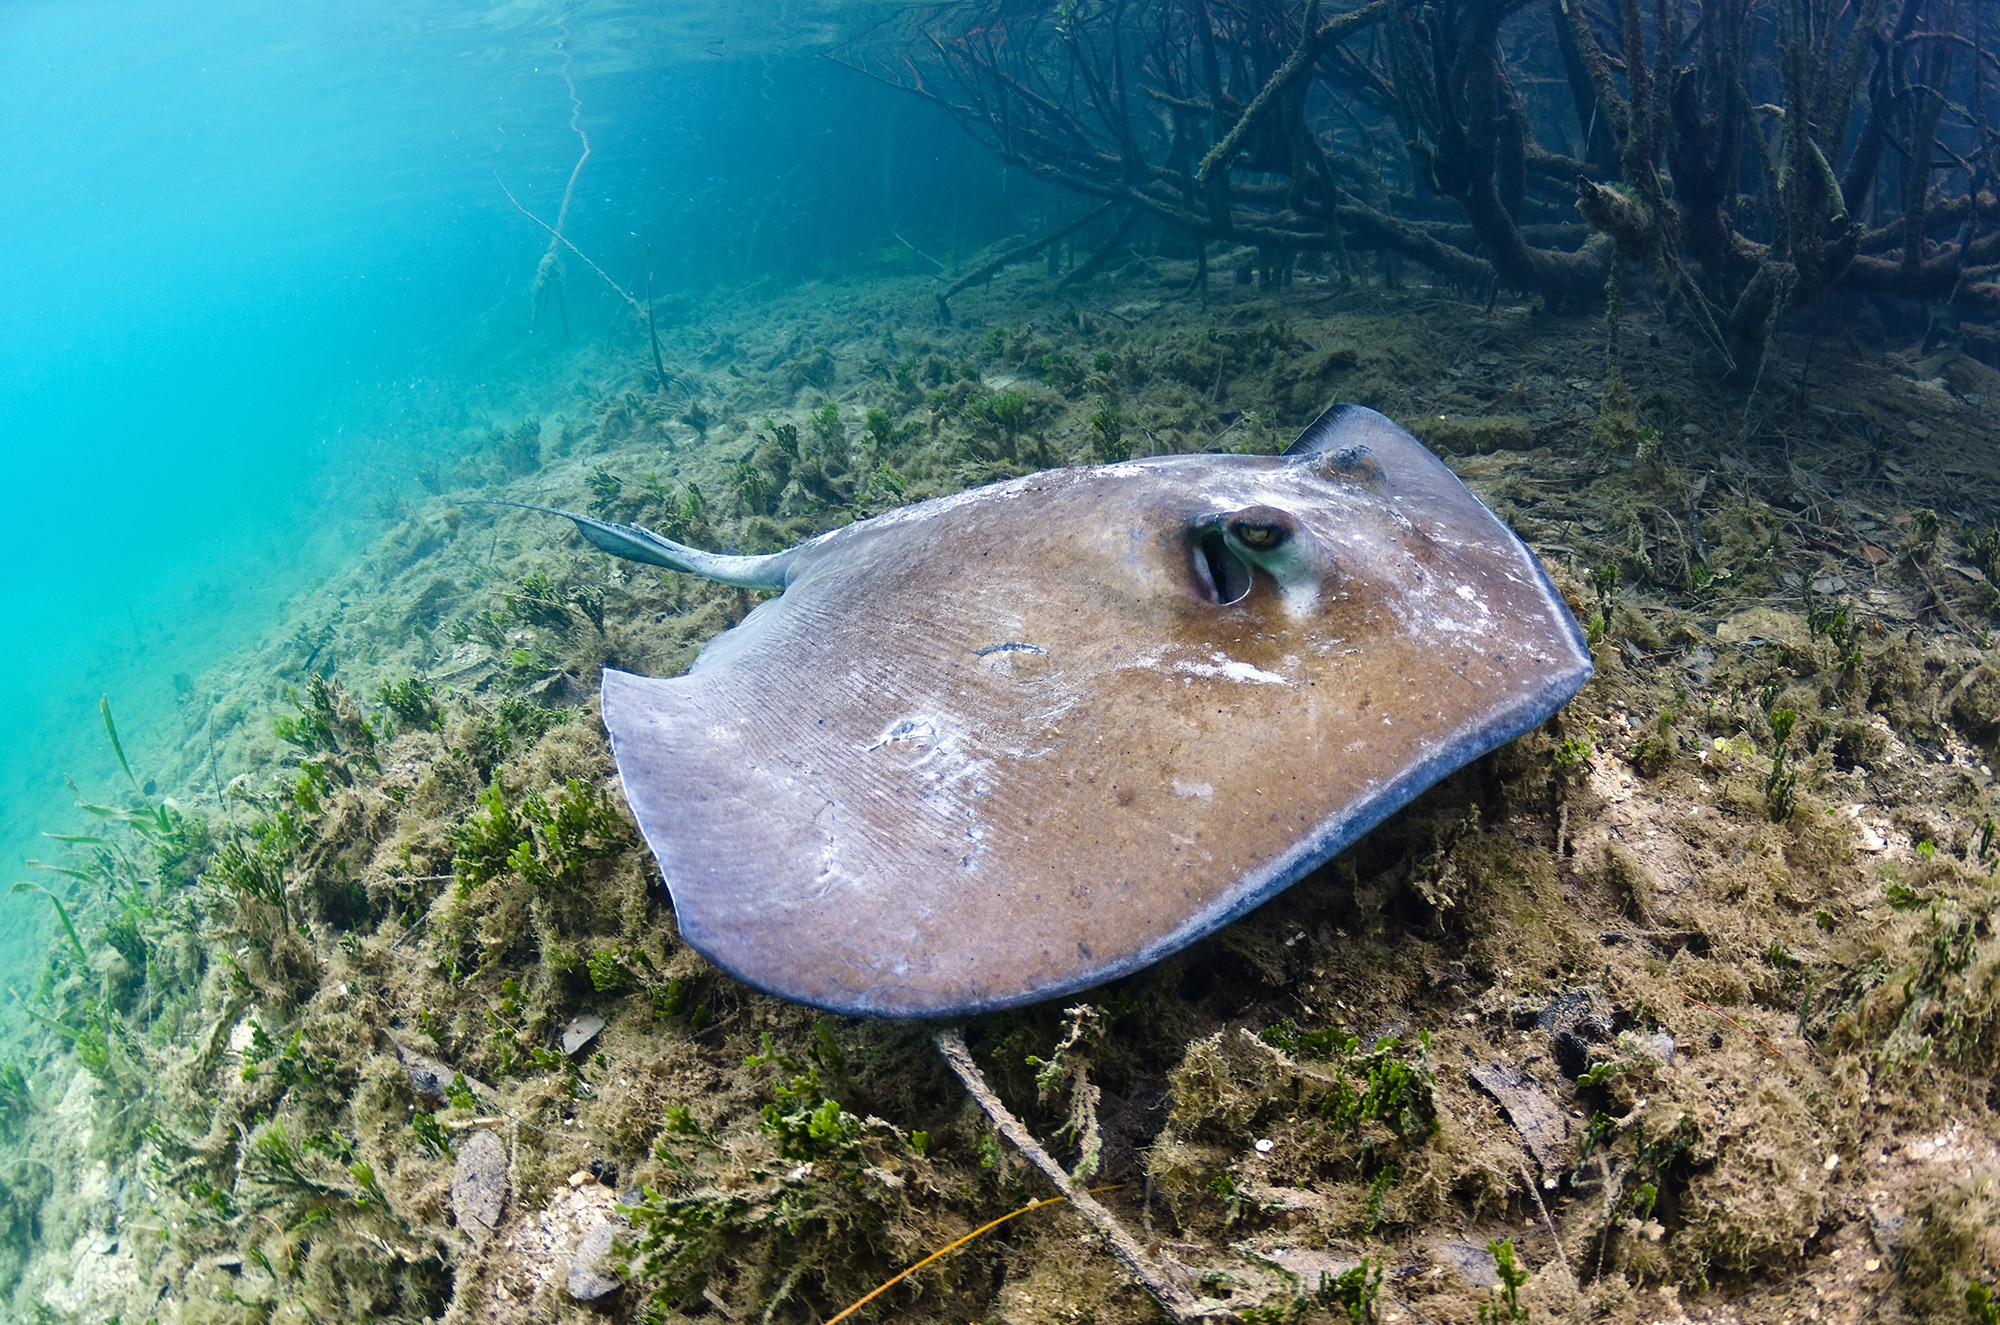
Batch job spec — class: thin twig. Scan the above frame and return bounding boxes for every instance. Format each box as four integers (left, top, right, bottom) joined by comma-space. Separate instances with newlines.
893, 231, 948, 271
1517, 1158, 1575, 1288
496, 174, 646, 319
1675, 989, 1786, 1059
1912, 557, 1976, 634
933, 1028, 1215, 1321
549, 11, 589, 253
520, 11, 592, 339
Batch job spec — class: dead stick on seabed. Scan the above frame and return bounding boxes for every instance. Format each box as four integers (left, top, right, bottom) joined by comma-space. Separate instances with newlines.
643, 251, 671, 395
933, 1027, 1220, 1321
825, 1185, 1122, 1325
934, 201, 1119, 320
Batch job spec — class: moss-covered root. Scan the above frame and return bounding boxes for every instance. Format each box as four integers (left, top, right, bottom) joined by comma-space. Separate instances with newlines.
932, 1027, 1226, 1321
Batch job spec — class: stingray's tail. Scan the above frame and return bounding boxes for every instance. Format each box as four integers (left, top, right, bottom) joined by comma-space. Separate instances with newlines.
465, 500, 797, 590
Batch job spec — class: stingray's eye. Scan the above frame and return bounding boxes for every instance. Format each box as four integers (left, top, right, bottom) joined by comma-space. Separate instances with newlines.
1227, 507, 1299, 552
1232, 520, 1288, 550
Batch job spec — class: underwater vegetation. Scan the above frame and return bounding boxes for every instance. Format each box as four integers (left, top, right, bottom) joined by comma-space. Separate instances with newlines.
8, 173, 2000, 1324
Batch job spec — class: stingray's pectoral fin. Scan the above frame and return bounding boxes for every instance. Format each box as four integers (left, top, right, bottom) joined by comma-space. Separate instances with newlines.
467, 499, 796, 590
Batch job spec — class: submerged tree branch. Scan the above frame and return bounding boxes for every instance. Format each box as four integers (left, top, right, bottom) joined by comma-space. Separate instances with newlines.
864, 0, 2000, 370
933, 1028, 1221, 1322
936, 201, 1121, 318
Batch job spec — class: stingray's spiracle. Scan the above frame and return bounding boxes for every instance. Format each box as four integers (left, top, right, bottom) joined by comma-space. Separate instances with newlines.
1190, 524, 1253, 605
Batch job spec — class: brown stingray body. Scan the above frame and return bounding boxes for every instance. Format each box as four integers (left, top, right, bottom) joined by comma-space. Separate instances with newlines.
597, 405, 1590, 1016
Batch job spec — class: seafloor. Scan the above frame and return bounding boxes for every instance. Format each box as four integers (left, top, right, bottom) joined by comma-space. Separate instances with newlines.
6, 250, 2000, 1325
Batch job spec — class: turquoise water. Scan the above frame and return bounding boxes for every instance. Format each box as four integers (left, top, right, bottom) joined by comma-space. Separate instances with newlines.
0, 1, 992, 966
0, 3, 575, 962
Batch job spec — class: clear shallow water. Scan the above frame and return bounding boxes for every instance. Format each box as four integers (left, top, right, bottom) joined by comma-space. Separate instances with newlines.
0, 0, 982, 966
0, 3, 578, 962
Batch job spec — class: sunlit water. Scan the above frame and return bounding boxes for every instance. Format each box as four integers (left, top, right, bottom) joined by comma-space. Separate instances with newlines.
0, 0, 984, 976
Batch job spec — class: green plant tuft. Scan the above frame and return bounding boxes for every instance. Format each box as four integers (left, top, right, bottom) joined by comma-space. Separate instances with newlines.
1477, 1237, 1531, 1323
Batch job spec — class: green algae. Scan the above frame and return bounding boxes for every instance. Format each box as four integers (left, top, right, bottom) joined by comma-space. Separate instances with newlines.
3, 257, 2000, 1323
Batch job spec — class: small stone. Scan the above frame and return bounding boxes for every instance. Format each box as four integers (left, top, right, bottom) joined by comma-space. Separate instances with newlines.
1254, 1138, 1274, 1154
1470, 1060, 1568, 1184
1536, 987, 1615, 1079
452, 1130, 507, 1247
1432, 1236, 1500, 1287
394, 1040, 496, 1106
1249, 1246, 1362, 1288
1865, 1258, 1882, 1272
569, 1169, 591, 1188
568, 1217, 626, 1302
561, 1013, 606, 1058
211, 1252, 244, 1274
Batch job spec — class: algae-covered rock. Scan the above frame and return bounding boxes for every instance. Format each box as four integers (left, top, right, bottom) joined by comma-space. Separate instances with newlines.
1832, 717, 1890, 769
1950, 662, 2000, 744
1469, 1060, 1569, 1184
392, 1037, 496, 1106
1715, 606, 1809, 648
453, 1129, 507, 1247
1677, 1073, 1831, 1272
1898, 1171, 2000, 1319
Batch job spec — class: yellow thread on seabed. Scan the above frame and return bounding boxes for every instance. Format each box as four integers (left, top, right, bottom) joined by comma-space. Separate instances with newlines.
824, 1183, 1125, 1325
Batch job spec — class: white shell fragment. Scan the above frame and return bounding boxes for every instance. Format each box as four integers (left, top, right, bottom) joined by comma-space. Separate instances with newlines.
561, 1013, 606, 1058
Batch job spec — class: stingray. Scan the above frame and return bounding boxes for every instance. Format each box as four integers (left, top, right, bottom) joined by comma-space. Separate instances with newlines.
497, 403, 1591, 1018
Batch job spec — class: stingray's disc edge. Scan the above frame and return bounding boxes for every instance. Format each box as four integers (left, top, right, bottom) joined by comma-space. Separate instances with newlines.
921, 656, 1597, 1020
602, 657, 1593, 1020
